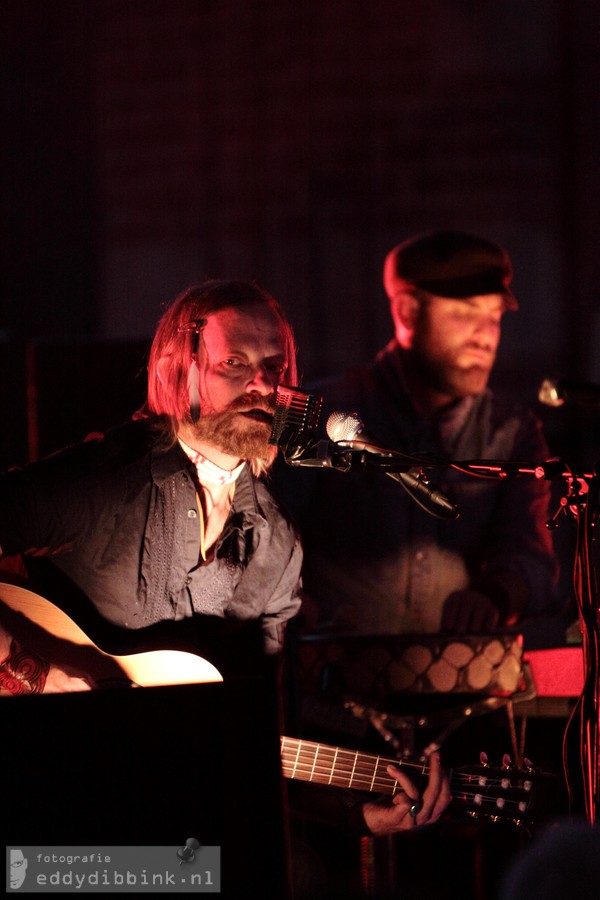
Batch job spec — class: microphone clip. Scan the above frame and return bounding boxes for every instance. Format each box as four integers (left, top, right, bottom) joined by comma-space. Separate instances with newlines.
282, 437, 355, 471
269, 384, 355, 470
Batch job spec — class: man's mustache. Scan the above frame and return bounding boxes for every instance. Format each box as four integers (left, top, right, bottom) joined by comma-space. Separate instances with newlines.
227, 394, 277, 415
464, 340, 494, 355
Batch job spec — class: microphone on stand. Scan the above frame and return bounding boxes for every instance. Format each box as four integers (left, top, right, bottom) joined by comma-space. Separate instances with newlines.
326, 411, 459, 519
269, 385, 323, 446
326, 410, 400, 455
269, 385, 347, 468
538, 377, 600, 408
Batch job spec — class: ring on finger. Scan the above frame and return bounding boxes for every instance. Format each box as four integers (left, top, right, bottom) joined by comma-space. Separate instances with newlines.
409, 801, 421, 818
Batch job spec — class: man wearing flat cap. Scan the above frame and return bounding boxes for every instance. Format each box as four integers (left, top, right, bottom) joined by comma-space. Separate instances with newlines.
273, 230, 560, 639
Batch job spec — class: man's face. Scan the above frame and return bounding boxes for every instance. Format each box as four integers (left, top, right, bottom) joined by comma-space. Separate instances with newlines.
411, 294, 504, 399
10, 849, 27, 888
188, 303, 288, 459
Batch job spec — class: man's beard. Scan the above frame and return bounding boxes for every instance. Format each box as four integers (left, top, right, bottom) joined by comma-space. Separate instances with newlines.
188, 397, 278, 464
411, 348, 492, 398
439, 364, 491, 397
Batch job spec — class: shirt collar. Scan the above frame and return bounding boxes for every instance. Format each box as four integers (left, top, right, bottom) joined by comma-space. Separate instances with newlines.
177, 436, 246, 486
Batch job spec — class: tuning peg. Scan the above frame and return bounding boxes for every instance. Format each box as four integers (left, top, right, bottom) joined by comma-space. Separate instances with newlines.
502, 753, 512, 768
523, 757, 534, 771
479, 751, 489, 767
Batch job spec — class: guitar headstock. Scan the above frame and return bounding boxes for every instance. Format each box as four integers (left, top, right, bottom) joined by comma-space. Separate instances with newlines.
450, 751, 556, 827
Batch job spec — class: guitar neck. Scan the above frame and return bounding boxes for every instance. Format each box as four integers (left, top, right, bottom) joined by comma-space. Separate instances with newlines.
280, 735, 539, 825
280, 735, 423, 796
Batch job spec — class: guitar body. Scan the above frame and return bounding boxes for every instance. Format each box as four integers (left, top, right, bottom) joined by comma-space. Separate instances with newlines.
0, 582, 223, 691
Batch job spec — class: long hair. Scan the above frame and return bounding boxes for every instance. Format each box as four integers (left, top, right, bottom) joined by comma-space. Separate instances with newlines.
140, 279, 298, 476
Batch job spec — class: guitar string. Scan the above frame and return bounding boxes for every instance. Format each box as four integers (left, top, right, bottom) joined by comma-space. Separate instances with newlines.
280, 770, 530, 813
280, 743, 531, 780
280, 740, 533, 809
280, 763, 530, 793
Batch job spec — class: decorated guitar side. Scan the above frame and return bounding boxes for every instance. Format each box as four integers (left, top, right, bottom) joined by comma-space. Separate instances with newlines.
0, 582, 223, 691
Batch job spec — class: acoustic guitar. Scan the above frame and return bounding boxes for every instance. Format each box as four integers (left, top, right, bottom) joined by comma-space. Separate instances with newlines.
0, 582, 551, 826
0, 582, 223, 691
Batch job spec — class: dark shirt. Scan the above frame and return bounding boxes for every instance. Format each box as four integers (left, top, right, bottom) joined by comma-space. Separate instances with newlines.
0, 416, 378, 849
272, 340, 559, 635
0, 416, 302, 657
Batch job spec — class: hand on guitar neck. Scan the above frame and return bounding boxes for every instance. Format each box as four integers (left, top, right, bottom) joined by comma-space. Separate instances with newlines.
362, 744, 450, 834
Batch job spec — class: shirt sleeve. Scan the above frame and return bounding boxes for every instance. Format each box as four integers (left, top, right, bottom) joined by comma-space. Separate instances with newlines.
261, 533, 304, 656
286, 779, 371, 836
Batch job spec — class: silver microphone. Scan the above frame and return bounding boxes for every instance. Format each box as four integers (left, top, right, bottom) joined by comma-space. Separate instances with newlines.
326, 411, 459, 520
538, 377, 600, 408
269, 385, 323, 446
326, 411, 399, 455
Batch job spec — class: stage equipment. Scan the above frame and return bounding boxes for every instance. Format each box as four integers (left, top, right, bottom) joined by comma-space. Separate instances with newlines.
272, 383, 600, 824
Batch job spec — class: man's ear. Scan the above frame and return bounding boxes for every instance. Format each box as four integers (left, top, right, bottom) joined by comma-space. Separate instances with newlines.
390, 292, 420, 345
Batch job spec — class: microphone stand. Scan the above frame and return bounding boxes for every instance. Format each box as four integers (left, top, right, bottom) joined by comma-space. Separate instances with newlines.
420, 457, 600, 824
283, 433, 600, 822
554, 468, 600, 825
373, 451, 600, 822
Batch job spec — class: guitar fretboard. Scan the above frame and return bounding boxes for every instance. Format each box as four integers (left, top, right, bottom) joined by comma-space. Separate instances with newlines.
280, 735, 538, 824
280, 735, 424, 795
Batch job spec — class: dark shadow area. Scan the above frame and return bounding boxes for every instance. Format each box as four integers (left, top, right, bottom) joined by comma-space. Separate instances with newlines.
5, 674, 291, 898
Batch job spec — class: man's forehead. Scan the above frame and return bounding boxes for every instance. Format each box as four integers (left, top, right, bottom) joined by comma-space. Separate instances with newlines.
204, 304, 285, 347
430, 293, 506, 312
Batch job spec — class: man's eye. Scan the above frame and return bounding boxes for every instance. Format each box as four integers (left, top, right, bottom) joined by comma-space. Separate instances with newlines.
269, 363, 286, 375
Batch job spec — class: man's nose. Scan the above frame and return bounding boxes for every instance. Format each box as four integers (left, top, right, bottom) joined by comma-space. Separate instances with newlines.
246, 366, 276, 395
474, 317, 501, 343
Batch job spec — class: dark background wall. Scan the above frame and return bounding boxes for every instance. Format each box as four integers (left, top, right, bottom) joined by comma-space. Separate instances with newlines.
2, 8, 598, 884
2, 0, 599, 869
1, 0, 599, 473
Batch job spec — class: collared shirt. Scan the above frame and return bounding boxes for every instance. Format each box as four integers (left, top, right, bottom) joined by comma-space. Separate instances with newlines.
0, 416, 302, 656
272, 340, 559, 635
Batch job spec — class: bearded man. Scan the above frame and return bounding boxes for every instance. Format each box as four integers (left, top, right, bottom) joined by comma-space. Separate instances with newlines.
0, 278, 450, 849
0, 280, 303, 686
273, 231, 560, 636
